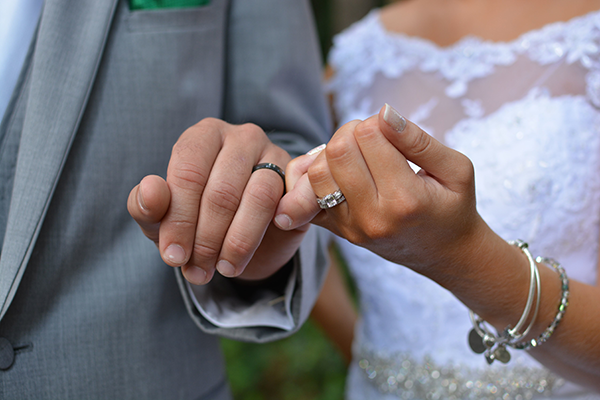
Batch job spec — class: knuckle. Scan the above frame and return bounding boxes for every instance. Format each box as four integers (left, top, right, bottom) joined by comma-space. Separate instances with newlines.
350, 212, 393, 243
299, 188, 321, 214
353, 118, 379, 142
307, 159, 330, 185
168, 161, 209, 189
173, 132, 204, 154
198, 117, 221, 126
245, 182, 280, 212
174, 118, 222, 153
192, 241, 220, 261
455, 153, 476, 185
163, 216, 197, 231
271, 145, 290, 162
407, 127, 434, 157
280, 184, 320, 225
191, 117, 222, 133
205, 181, 241, 215
224, 233, 256, 258
360, 219, 388, 241
286, 156, 302, 173
238, 123, 265, 141
401, 193, 422, 214
326, 133, 354, 161
391, 194, 422, 221
380, 192, 422, 222
342, 227, 368, 247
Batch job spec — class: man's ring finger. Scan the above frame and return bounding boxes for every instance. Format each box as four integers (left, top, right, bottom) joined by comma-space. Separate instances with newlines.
252, 163, 286, 193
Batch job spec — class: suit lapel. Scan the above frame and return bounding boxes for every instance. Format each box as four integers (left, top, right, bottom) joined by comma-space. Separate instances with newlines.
0, 0, 119, 320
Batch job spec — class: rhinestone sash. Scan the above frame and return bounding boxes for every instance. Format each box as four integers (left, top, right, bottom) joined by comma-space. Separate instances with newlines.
356, 347, 564, 400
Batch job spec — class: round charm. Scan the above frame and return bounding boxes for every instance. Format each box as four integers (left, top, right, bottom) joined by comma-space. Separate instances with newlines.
494, 346, 512, 364
468, 328, 486, 354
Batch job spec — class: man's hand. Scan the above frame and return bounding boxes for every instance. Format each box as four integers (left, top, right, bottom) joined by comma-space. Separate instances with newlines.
128, 118, 308, 285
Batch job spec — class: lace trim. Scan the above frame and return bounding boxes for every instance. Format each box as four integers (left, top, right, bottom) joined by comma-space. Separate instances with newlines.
328, 8, 600, 111
445, 90, 600, 256
356, 345, 564, 400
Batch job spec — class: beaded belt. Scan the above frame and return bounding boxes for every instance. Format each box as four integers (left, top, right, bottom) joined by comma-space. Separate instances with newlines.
356, 347, 564, 399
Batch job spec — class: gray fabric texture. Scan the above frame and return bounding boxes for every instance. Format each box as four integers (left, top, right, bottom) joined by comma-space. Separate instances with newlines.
0, 0, 331, 398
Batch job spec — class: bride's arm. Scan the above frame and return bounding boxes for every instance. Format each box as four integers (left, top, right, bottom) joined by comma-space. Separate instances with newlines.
276, 104, 600, 391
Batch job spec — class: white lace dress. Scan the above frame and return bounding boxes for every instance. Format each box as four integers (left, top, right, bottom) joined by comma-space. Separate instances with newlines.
327, 9, 600, 400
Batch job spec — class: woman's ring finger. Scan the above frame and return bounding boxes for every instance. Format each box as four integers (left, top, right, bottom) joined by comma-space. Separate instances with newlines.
316, 189, 346, 209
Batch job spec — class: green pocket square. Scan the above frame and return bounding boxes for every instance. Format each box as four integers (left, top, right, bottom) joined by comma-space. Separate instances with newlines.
130, 0, 210, 10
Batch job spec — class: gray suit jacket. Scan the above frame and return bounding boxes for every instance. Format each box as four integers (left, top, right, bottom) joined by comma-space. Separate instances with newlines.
0, 0, 330, 398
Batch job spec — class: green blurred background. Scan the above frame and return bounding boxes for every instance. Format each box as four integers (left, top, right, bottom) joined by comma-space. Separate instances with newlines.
220, 1, 391, 399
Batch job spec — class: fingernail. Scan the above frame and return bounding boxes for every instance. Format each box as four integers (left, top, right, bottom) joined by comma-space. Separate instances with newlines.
217, 260, 237, 277
165, 244, 186, 265
383, 103, 407, 132
306, 143, 326, 156
274, 214, 292, 230
137, 185, 147, 211
186, 266, 208, 285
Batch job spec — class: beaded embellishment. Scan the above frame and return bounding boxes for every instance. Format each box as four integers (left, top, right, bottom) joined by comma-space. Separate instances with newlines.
357, 348, 564, 400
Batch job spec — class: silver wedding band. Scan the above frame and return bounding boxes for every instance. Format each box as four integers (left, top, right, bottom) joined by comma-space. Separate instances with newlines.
252, 163, 286, 193
317, 189, 346, 209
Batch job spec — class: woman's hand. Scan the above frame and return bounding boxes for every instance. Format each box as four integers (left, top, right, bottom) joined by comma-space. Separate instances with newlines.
277, 104, 488, 275
278, 105, 600, 388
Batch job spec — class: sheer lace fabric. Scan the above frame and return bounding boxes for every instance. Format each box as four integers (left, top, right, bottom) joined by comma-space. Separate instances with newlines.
327, 8, 600, 400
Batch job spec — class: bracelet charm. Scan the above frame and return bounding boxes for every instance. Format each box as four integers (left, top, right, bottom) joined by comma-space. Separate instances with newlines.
467, 241, 568, 364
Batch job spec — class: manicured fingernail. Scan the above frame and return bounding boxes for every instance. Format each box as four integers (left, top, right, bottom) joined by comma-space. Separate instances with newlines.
137, 185, 147, 211
165, 244, 186, 265
217, 260, 236, 277
306, 143, 326, 156
186, 266, 208, 285
383, 103, 407, 132
274, 214, 292, 230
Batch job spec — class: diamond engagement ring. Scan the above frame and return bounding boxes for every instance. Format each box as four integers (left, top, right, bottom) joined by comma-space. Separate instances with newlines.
317, 189, 346, 209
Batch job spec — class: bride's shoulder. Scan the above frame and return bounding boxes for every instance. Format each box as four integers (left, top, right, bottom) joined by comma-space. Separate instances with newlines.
379, 0, 426, 36
378, 0, 455, 44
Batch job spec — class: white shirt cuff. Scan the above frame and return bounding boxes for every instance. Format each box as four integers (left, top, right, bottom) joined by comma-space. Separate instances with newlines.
185, 265, 296, 330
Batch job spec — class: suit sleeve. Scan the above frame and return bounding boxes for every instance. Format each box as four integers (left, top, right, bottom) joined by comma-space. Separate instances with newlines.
175, 0, 332, 342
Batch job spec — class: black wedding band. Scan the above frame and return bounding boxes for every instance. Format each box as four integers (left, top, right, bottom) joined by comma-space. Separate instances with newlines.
252, 163, 286, 193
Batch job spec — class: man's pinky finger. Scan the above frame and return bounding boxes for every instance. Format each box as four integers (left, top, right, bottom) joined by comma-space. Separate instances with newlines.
274, 173, 322, 231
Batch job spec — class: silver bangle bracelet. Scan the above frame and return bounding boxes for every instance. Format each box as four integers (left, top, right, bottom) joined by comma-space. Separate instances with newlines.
512, 256, 569, 350
468, 240, 541, 364
505, 240, 541, 341
468, 241, 570, 364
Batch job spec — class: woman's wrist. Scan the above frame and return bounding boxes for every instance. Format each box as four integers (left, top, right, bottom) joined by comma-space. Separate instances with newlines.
428, 222, 565, 351
425, 218, 534, 329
